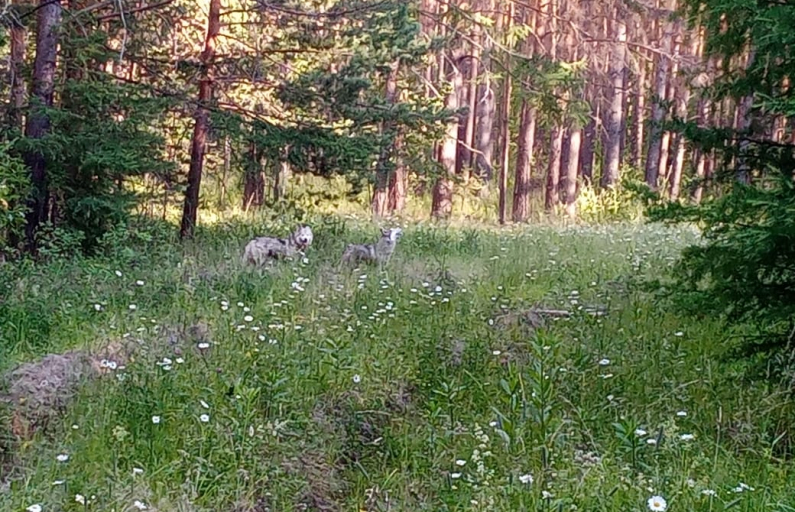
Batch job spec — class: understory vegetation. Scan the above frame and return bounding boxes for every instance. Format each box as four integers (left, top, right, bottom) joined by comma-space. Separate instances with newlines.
2, 217, 794, 511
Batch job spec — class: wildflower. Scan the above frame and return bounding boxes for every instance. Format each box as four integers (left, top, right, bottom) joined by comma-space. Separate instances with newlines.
647, 495, 667, 511
26, 505, 42, 512
676, 410, 687, 417
455, 459, 467, 467
541, 490, 553, 499
244, 315, 254, 322
450, 473, 462, 479
129, 304, 137, 311
598, 358, 610, 366
136, 280, 145, 286
75, 495, 86, 505
646, 438, 657, 445
518, 473, 534, 485
52, 480, 65, 485
492, 350, 502, 356
56, 453, 69, 462
133, 467, 144, 475
237, 302, 244, 307
151, 415, 161, 424
200, 400, 209, 409
94, 304, 102, 311
133, 501, 148, 510
352, 374, 361, 384
197, 342, 210, 350
680, 433, 695, 441
634, 429, 647, 437
674, 331, 684, 337
115, 270, 123, 277
701, 489, 716, 497
199, 414, 210, 423
733, 482, 754, 493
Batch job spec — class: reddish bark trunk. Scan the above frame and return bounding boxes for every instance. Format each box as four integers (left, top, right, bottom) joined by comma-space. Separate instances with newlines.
565, 127, 582, 218
180, 0, 220, 239
372, 59, 400, 217
545, 127, 564, 212
431, 52, 463, 219
602, 15, 627, 188
512, 101, 536, 223
23, 0, 62, 251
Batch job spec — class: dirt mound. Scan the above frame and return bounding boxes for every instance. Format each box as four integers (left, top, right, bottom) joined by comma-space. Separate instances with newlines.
1, 339, 136, 439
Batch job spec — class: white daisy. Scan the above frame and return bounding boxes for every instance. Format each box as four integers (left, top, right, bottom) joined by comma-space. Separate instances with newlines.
352, 374, 361, 384
647, 495, 667, 511
133, 500, 148, 510
56, 453, 69, 462
26, 505, 42, 512
518, 473, 534, 485
455, 459, 466, 466
598, 358, 610, 366
634, 429, 648, 436
151, 415, 161, 424
199, 414, 210, 423
680, 433, 695, 441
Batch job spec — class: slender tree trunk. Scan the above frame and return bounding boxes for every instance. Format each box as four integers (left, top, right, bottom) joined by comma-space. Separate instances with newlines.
512, 101, 536, 222
180, 0, 221, 239
631, 58, 646, 170
220, 135, 230, 208
644, 9, 675, 191
497, 2, 514, 225
431, 51, 463, 219
372, 59, 400, 217
8, 7, 27, 129
242, 143, 264, 211
23, 0, 62, 252
545, 128, 564, 212
692, 92, 710, 203
602, 15, 628, 188
735, 49, 756, 185
669, 88, 690, 200
565, 126, 582, 218
580, 95, 597, 184
388, 134, 407, 212
475, 0, 496, 184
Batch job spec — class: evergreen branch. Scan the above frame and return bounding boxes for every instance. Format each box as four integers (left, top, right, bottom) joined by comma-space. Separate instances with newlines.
95, 0, 175, 21
253, 0, 393, 20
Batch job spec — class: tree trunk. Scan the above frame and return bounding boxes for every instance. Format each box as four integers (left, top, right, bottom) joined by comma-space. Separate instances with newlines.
220, 135, 230, 208
497, 3, 514, 224
735, 49, 756, 185
8, 6, 27, 129
180, 0, 220, 239
565, 126, 582, 218
431, 51, 463, 219
512, 100, 536, 222
474, 0, 496, 184
580, 97, 597, 184
23, 0, 62, 252
242, 143, 264, 211
602, 15, 627, 188
545, 128, 564, 212
273, 147, 290, 203
631, 58, 646, 170
644, 10, 675, 191
372, 59, 400, 217
388, 134, 407, 212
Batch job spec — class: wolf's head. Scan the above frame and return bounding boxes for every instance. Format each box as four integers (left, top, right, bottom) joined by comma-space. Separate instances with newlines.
380, 227, 402, 245
292, 225, 314, 250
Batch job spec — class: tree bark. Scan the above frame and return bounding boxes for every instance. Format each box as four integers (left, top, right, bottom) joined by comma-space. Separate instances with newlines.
388, 134, 407, 212
602, 15, 627, 188
8, 5, 27, 129
565, 126, 582, 218
497, 3, 514, 224
735, 49, 756, 185
644, 8, 676, 191
545, 128, 564, 212
431, 51, 463, 219
512, 100, 536, 222
180, 0, 220, 239
580, 94, 597, 184
242, 142, 264, 211
474, 0, 496, 184
372, 59, 400, 217
23, 0, 62, 251
631, 58, 646, 170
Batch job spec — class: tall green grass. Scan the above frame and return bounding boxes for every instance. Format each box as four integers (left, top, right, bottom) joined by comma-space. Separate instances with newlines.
2, 219, 793, 511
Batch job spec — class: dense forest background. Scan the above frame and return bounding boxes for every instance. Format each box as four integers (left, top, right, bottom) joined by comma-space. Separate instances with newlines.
0, 0, 786, 253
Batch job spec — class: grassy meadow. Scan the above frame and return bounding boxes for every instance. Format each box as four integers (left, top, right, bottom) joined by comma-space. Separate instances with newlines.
1, 212, 794, 511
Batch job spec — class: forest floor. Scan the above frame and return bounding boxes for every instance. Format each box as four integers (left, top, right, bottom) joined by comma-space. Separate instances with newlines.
1, 216, 794, 511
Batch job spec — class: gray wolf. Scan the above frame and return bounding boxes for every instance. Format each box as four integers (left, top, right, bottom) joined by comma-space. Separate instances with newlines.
341, 227, 402, 266
243, 224, 313, 266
